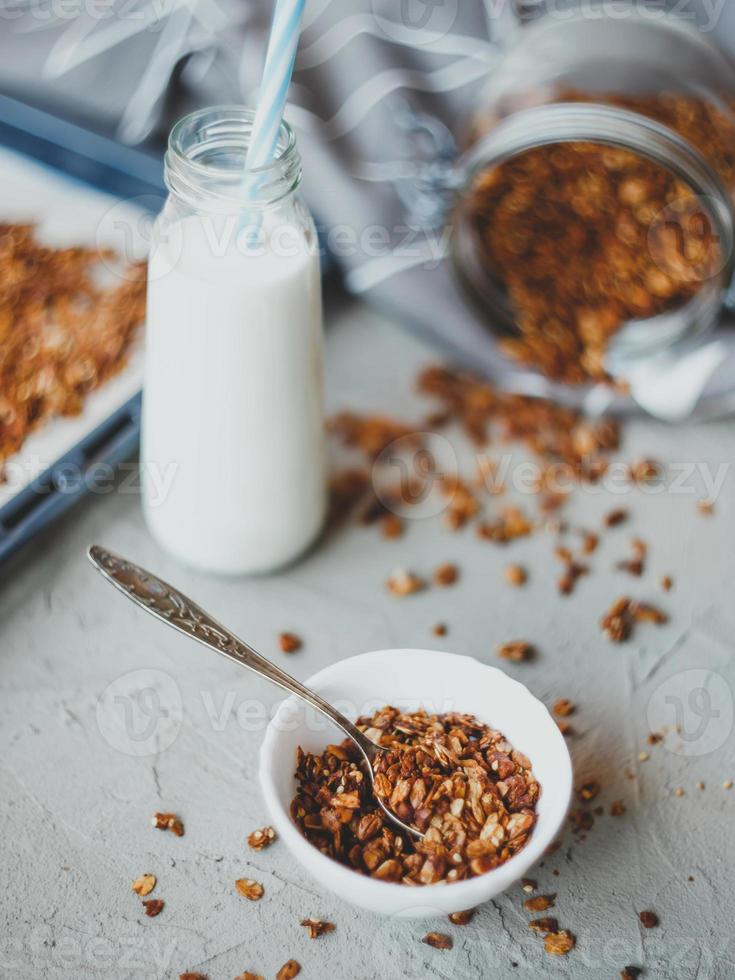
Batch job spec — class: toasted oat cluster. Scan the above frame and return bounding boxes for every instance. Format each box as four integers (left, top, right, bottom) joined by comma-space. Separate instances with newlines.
327, 413, 421, 460
600, 596, 668, 643
417, 364, 620, 473
327, 363, 626, 541
290, 706, 539, 885
468, 93, 735, 384
0, 223, 146, 475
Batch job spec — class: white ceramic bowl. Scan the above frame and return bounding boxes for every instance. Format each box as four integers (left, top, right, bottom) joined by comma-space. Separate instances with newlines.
259, 649, 572, 918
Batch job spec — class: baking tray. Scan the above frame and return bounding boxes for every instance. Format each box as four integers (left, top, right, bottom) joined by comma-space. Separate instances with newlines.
0, 94, 165, 563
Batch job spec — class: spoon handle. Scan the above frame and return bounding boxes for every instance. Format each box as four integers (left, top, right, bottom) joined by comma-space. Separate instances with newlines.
87, 545, 375, 757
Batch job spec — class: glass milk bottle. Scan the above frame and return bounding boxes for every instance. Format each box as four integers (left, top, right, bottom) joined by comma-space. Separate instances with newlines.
142, 107, 326, 574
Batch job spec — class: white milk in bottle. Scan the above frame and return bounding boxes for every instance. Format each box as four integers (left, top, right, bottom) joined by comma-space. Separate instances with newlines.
142, 108, 326, 574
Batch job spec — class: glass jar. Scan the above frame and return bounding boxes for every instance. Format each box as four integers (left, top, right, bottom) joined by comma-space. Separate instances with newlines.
142, 107, 326, 575
451, 4, 735, 386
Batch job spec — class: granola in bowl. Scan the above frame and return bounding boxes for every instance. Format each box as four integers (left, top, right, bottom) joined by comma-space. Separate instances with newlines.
290, 706, 539, 885
260, 648, 571, 916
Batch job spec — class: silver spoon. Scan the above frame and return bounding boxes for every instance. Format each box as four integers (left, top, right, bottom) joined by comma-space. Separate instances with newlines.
87, 545, 422, 840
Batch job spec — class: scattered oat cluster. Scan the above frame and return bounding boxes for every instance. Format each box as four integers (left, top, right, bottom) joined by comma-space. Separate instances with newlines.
278, 632, 303, 654
142, 812, 314, 980
328, 413, 420, 461
129, 814, 185, 922
247, 826, 277, 851
467, 92, 735, 383
385, 561, 460, 597
497, 640, 535, 663
601, 597, 668, 644
130, 869, 163, 917
639, 910, 659, 929
290, 706, 539, 886
235, 878, 264, 901
0, 223, 146, 475
416, 364, 621, 471
519, 887, 576, 956
152, 811, 185, 836
300, 918, 335, 939
131, 873, 156, 897
327, 363, 683, 649
328, 363, 626, 546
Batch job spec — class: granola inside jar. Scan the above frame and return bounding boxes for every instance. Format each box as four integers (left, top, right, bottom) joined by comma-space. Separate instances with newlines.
452, 5, 735, 385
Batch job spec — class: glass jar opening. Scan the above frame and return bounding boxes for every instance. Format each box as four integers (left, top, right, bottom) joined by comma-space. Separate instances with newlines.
453, 102, 735, 379
452, 4, 735, 386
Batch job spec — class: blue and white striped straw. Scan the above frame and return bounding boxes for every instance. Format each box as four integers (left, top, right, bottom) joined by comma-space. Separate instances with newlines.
245, 0, 306, 181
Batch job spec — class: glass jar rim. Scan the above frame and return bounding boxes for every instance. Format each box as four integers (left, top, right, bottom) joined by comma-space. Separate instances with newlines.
165, 105, 302, 211
457, 102, 734, 278
452, 102, 735, 363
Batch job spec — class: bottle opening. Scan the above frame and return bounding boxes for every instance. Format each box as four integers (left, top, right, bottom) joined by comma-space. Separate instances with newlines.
165, 106, 302, 211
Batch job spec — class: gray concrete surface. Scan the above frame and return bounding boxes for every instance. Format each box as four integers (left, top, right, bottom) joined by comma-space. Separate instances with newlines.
1, 296, 734, 980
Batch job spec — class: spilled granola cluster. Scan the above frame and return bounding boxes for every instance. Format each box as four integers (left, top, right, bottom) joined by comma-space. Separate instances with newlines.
291, 706, 539, 885
0, 223, 146, 475
328, 363, 679, 646
466, 92, 735, 383
328, 363, 622, 535
417, 364, 620, 474
600, 596, 668, 643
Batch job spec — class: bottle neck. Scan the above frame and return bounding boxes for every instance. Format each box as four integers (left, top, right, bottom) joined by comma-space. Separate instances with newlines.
164, 106, 303, 214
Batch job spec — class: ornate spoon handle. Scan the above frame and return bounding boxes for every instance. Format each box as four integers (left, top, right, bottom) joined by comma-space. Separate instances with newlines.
87, 545, 375, 759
